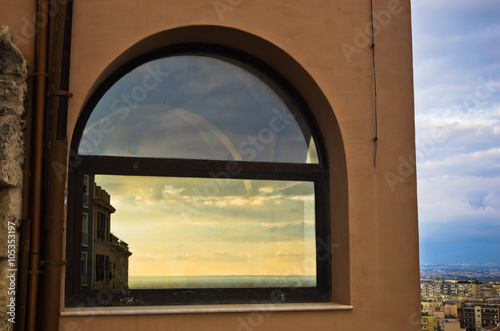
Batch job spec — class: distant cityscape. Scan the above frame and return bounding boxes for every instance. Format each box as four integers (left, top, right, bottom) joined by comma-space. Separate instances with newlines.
420, 264, 500, 331
421, 265, 500, 283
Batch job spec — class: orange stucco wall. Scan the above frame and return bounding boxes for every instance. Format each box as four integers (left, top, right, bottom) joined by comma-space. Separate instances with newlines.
1, 0, 36, 67
1, 0, 420, 330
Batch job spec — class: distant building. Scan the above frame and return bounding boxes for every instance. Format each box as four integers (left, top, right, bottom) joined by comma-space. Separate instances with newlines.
439, 318, 465, 331
456, 281, 482, 297
81, 177, 132, 290
479, 284, 497, 298
422, 312, 438, 331
422, 281, 444, 297
445, 304, 459, 318
459, 301, 500, 331
422, 280, 484, 298
493, 285, 500, 295
433, 311, 446, 319
479, 325, 500, 331
422, 298, 443, 315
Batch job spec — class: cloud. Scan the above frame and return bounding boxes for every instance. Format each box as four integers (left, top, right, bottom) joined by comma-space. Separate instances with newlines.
412, 0, 500, 264
418, 148, 500, 178
80, 54, 316, 163
93, 174, 317, 277
415, 117, 500, 229
164, 252, 248, 263
412, 0, 500, 116
418, 175, 500, 223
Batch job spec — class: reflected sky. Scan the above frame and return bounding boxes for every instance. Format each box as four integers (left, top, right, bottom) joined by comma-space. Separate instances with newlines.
95, 175, 316, 277
80, 55, 318, 163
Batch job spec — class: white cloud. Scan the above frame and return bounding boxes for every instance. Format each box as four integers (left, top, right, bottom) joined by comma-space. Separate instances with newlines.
418, 175, 500, 224
415, 114, 500, 164
418, 148, 500, 178
412, 0, 500, 118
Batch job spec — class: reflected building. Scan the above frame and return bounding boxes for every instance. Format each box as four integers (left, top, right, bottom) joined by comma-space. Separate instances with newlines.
81, 175, 132, 290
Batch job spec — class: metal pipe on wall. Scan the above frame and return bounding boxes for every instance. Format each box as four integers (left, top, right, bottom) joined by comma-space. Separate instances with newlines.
40, 0, 73, 329
25, 0, 73, 329
25, 0, 49, 329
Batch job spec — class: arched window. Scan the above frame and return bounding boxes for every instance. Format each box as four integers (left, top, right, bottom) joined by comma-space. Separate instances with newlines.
66, 46, 331, 306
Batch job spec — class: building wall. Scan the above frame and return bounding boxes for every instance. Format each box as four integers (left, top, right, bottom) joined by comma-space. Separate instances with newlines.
92, 202, 111, 291
90, 184, 131, 290
0, 0, 420, 330
109, 237, 131, 289
0, 0, 36, 67
446, 304, 459, 318
442, 321, 464, 331
0, 25, 27, 331
422, 315, 438, 331
461, 302, 500, 330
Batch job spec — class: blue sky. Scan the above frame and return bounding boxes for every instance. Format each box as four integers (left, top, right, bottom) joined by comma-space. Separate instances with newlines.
411, 0, 500, 264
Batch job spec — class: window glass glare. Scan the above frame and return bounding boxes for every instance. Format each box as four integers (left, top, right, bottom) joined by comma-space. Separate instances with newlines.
80, 175, 317, 290
79, 55, 319, 163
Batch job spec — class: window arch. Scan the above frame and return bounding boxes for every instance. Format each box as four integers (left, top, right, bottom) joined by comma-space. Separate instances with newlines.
66, 45, 331, 306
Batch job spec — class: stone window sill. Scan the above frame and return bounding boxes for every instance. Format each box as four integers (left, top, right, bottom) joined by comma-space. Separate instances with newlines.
61, 302, 353, 316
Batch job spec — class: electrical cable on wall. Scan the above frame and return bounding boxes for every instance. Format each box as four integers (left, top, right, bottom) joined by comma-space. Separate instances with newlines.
370, 0, 379, 168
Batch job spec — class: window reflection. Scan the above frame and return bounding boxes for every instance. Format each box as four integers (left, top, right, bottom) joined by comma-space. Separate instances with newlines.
81, 175, 317, 290
81, 177, 132, 290
79, 55, 319, 163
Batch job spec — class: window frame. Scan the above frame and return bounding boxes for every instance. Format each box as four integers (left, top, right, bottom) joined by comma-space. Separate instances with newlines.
82, 174, 89, 207
65, 44, 331, 307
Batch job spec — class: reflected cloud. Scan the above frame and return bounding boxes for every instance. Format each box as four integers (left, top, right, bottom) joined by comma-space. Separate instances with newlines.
80, 54, 318, 163
95, 175, 316, 277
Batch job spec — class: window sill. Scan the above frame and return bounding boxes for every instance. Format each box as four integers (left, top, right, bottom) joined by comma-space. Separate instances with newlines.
61, 302, 353, 316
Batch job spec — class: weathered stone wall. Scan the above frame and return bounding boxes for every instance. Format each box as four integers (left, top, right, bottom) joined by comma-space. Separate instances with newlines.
0, 25, 27, 331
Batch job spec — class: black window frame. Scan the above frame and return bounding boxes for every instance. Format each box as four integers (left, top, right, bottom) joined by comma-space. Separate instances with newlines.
65, 44, 331, 307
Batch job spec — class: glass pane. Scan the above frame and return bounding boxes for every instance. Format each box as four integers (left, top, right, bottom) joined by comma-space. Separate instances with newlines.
79, 55, 319, 163
80, 174, 317, 290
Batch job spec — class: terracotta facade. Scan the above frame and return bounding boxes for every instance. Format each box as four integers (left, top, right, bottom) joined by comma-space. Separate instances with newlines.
0, 0, 420, 330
